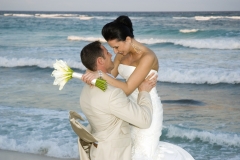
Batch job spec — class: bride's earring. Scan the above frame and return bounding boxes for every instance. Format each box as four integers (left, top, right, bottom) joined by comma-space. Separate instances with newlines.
131, 43, 142, 54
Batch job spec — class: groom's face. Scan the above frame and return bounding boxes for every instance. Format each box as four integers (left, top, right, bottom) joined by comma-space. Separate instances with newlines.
101, 45, 114, 74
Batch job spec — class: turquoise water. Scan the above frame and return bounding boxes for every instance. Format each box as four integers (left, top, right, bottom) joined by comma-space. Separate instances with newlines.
0, 11, 240, 160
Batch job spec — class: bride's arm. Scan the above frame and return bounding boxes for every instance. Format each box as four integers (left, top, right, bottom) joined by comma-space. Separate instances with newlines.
106, 55, 155, 96
83, 54, 155, 96
111, 53, 122, 78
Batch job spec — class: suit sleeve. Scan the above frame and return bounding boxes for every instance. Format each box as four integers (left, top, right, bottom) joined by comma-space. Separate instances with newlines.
109, 88, 153, 129
86, 124, 92, 133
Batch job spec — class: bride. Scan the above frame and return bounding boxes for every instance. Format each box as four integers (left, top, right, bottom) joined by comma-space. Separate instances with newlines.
82, 15, 194, 160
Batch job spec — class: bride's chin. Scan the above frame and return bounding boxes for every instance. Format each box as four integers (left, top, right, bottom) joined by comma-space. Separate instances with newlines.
118, 52, 126, 56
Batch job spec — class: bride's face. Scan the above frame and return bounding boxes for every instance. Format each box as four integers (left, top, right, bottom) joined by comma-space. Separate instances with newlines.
107, 38, 131, 56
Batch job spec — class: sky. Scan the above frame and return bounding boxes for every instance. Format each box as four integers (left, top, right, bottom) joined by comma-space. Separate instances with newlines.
0, 0, 240, 12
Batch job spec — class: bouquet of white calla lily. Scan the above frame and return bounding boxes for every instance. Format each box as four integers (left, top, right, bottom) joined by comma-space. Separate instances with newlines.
51, 60, 107, 91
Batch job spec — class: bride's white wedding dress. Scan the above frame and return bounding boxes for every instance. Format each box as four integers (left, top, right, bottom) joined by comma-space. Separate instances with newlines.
118, 64, 195, 160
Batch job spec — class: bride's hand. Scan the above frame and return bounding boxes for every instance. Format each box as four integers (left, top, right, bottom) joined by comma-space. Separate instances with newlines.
81, 70, 99, 85
138, 72, 158, 92
148, 72, 158, 81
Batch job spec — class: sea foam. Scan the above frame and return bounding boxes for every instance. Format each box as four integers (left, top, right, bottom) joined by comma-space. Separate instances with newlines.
195, 16, 240, 21
159, 68, 240, 84
0, 135, 79, 158
67, 36, 106, 42
1, 56, 239, 84
137, 38, 240, 50
0, 106, 82, 158
179, 29, 199, 33
0, 57, 86, 71
35, 14, 78, 19
165, 125, 240, 147
79, 15, 94, 20
67, 36, 240, 50
4, 14, 34, 17
3, 13, 97, 19
173, 16, 240, 21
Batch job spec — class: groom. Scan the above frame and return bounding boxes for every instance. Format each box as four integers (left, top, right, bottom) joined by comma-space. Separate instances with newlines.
79, 41, 156, 160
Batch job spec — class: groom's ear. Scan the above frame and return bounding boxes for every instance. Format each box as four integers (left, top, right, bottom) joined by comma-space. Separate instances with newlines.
96, 57, 104, 66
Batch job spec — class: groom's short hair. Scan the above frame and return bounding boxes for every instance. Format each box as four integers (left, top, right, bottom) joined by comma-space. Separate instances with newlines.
80, 41, 105, 71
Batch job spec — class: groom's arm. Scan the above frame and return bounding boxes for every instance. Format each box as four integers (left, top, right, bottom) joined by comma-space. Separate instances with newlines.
109, 88, 153, 129
86, 124, 92, 132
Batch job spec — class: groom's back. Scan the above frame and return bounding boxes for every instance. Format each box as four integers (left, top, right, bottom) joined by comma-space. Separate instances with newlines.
80, 84, 132, 160
80, 84, 131, 139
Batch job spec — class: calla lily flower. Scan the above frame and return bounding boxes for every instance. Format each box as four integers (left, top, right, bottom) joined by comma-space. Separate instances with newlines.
51, 60, 107, 91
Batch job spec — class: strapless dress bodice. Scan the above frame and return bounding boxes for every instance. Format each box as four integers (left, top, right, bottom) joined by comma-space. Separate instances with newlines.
118, 64, 158, 81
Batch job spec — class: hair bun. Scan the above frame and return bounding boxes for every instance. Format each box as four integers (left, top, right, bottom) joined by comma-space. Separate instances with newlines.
114, 15, 133, 33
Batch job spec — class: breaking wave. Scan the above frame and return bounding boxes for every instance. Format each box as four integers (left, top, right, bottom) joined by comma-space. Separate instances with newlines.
1, 57, 239, 84
67, 36, 240, 50
179, 29, 199, 33
165, 125, 240, 147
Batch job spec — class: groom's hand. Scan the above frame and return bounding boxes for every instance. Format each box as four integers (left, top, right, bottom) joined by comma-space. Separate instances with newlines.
138, 73, 158, 92
81, 69, 98, 87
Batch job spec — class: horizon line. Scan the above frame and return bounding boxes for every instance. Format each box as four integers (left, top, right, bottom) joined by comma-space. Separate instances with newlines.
0, 10, 240, 13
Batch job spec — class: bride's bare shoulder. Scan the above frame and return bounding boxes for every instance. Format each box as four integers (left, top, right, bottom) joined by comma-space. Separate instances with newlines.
141, 48, 157, 61
141, 48, 159, 71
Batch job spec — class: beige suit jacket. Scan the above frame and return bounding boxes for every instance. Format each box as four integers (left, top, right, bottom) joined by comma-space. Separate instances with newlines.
79, 84, 153, 160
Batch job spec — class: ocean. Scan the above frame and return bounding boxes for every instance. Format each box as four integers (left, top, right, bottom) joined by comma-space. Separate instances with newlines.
0, 11, 239, 160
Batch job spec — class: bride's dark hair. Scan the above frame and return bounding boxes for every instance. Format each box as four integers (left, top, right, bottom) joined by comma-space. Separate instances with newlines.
102, 15, 134, 41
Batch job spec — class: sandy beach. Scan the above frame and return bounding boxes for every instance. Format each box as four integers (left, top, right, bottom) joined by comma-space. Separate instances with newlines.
0, 149, 78, 160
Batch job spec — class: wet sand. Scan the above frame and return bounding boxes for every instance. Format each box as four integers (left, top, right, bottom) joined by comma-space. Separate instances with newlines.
0, 149, 78, 160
